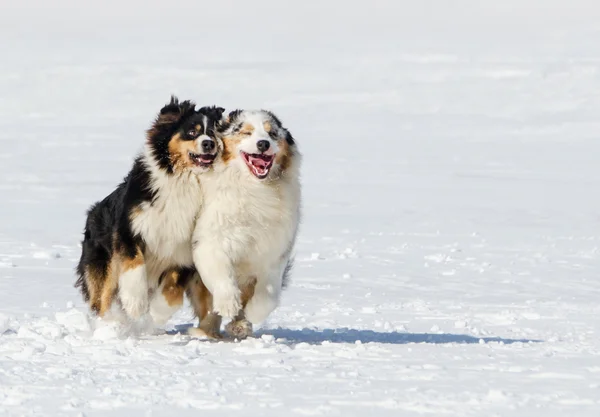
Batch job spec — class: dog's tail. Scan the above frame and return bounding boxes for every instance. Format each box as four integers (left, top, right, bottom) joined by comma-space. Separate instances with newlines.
74, 201, 112, 303
74, 228, 91, 302
74, 272, 90, 301
281, 256, 294, 289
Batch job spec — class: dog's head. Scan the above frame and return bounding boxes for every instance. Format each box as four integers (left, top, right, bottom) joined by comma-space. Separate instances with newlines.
218, 109, 297, 180
146, 96, 225, 174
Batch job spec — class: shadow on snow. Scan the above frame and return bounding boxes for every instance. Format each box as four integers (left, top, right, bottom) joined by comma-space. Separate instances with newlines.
172, 324, 541, 345
256, 327, 540, 345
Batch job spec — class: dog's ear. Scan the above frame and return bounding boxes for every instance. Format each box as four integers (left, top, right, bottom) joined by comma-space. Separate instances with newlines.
147, 96, 196, 141
284, 129, 295, 145
213, 106, 227, 127
198, 105, 226, 123
264, 110, 295, 145
226, 109, 242, 124
155, 95, 196, 126
163, 95, 179, 111
158, 95, 180, 118
214, 106, 226, 120
264, 110, 283, 128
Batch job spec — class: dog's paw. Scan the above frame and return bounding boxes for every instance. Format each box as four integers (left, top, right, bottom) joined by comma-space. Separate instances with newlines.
187, 326, 222, 340
212, 287, 242, 319
225, 318, 253, 340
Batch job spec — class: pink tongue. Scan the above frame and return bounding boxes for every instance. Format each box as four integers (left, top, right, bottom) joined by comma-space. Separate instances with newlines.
250, 156, 269, 168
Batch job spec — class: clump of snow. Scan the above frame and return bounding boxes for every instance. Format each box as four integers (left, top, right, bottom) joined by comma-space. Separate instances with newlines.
55, 309, 91, 333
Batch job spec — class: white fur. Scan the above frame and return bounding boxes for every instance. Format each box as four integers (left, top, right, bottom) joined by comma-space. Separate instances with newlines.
244, 263, 285, 323
118, 147, 205, 322
100, 299, 130, 324
148, 283, 181, 326
192, 243, 241, 318
132, 148, 205, 288
236, 112, 280, 156
118, 265, 149, 319
195, 134, 213, 152
192, 111, 301, 322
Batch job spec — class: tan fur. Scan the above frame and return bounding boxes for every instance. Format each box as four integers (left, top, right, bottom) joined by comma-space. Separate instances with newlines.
168, 132, 201, 172
161, 269, 186, 307
275, 137, 293, 173
98, 258, 118, 316
188, 275, 255, 316
198, 280, 213, 318
240, 276, 257, 307
185, 267, 259, 339
220, 136, 239, 164
129, 206, 143, 222
188, 276, 210, 320
85, 265, 104, 313
187, 277, 222, 338
92, 241, 145, 317
121, 247, 144, 271
239, 123, 255, 135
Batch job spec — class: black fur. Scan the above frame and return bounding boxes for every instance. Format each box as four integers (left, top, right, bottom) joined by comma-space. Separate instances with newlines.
147, 99, 224, 173
283, 130, 295, 145
263, 110, 294, 145
199, 105, 226, 129
224, 109, 244, 134
227, 109, 243, 123
146, 97, 196, 173
74, 158, 152, 304
281, 257, 294, 289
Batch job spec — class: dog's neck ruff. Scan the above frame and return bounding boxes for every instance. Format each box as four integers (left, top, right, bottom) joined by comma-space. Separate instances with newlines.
142, 146, 202, 192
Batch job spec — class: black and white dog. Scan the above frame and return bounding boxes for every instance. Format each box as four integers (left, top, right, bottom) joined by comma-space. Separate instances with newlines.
75, 97, 224, 324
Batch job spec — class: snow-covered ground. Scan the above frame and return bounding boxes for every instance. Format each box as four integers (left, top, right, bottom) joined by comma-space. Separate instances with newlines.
1, 1, 600, 415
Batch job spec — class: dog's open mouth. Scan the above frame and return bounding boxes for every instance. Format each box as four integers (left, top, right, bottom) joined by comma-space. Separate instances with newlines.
189, 152, 216, 168
241, 152, 275, 179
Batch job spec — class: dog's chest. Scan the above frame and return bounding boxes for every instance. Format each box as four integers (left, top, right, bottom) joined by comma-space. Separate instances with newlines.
202, 175, 299, 261
132, 181, 202, 265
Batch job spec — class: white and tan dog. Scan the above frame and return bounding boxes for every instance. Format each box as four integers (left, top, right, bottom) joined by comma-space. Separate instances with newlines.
187, 109, 301, 339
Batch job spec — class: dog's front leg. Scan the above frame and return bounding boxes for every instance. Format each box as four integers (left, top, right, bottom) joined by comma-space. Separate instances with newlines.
186, 274, 223, 339
224, 276, 257, 339
193, 242, 241, 319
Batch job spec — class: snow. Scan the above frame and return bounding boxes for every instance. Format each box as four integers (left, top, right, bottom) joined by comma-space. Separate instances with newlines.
1, 0, 600, 415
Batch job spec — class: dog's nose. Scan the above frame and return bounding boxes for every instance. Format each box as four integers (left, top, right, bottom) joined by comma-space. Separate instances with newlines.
201, 139, 215, 153
256, 140, 270, 153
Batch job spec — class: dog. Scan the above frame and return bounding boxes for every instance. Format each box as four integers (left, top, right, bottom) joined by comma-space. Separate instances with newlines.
186, 109, 302, 339
75, 96, 225, 325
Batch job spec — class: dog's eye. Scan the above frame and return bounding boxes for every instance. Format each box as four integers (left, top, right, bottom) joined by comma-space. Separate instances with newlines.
241, 131, 252, 136
187, 129, 197, 137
